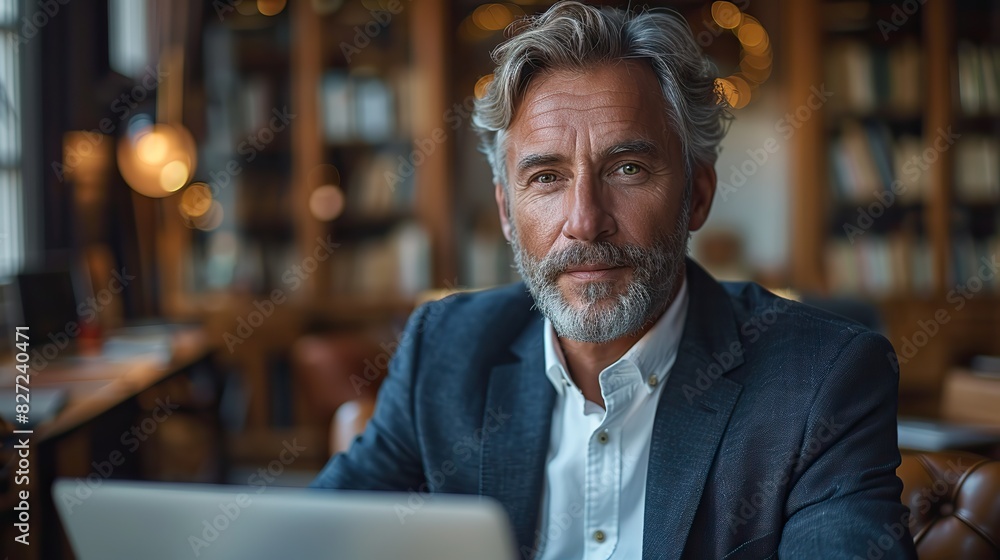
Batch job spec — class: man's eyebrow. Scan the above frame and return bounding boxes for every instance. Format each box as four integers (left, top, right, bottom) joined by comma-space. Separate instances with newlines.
515, 153, 565, 175
602, 139, 659, 159
514, 140, 659, 176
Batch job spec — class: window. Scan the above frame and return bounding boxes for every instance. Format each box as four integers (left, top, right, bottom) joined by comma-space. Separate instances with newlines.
0, 0, 23, 279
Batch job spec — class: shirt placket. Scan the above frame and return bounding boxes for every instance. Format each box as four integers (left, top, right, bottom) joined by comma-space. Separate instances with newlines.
583, 370, 633, 560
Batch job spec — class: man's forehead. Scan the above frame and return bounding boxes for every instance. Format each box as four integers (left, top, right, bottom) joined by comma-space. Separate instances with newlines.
517, 62, 665, 115
510, 119, 659, 154
508, 62, 670, 144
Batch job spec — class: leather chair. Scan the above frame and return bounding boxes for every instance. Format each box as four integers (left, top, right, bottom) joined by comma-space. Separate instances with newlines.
897, 450, 1000, 558
291, 332, 386, 455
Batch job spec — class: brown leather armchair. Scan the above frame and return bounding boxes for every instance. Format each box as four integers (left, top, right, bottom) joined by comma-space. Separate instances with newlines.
897, 450, 1000, 559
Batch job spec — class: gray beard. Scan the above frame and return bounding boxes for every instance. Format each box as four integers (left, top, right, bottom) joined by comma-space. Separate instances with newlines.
510, 208, 690, 344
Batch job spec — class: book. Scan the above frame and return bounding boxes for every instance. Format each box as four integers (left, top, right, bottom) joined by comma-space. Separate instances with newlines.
957, 43, 1000, 116
354, 74, 394, 142
942, 369, 1000, 428
888, 40, 921, 114
898, 415, 1000, 451
322, 70, 354, 142
954, 135, 1000, 202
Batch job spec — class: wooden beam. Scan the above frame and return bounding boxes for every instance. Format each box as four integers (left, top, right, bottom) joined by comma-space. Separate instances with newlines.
785, 0, 826, 293
924, 0, 953, 296
291, 0, 326, 298
410, 0, 457, 287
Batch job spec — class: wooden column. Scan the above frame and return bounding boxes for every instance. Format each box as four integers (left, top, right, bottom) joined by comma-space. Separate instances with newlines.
410, 0, 457, 287
786, 0, 827, 293
291, 0, 326, 299
924, 0, 953, 296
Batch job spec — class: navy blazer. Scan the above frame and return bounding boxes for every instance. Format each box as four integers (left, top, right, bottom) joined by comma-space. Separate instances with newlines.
312, 260, 917, 559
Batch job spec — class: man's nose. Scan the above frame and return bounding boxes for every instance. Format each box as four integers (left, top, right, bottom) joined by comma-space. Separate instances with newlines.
561, 173, 616, 243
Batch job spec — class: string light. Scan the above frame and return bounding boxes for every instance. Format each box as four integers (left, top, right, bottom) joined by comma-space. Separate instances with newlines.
711, 1, 742, 29
716, 78, 740, 108
460, 3, 525, 42
728, 75, 753, 109
474, 74, 494, 99
711, 4, 773, 109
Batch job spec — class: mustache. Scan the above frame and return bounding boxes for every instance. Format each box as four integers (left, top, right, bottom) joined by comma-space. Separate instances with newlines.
535, 241, 649, 280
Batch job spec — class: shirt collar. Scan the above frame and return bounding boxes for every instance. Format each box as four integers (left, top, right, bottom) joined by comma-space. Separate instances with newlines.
543, 276, 689, 396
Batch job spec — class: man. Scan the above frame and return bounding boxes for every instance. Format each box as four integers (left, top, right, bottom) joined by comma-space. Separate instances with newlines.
312, 2, 916, 559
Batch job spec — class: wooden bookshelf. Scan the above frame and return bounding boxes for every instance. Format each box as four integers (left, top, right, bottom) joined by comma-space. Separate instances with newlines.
146, 3, 457, 439
290, 0, 456, 303
164, 2, 456, 313
787, 0, 1000, 413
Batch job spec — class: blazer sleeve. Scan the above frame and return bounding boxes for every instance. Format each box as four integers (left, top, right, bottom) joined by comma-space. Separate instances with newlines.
778, 331, 918, 559
309, 303, 431, 491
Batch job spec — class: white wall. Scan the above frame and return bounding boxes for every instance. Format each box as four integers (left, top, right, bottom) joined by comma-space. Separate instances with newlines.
693, 92, 791, 278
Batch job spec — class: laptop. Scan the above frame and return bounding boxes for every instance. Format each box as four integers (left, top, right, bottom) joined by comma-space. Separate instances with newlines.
53, 480, 517, 560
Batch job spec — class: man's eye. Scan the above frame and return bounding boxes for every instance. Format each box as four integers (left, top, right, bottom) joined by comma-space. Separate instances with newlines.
620, 163, 641, 175
535, 173, 557, 184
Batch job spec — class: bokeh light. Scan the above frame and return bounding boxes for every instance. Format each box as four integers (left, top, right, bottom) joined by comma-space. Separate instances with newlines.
309, 185, 346, 222
236, 0, 258, 16
710, 5, 772, 110
136, 131, 168, 164
472, 4, 513, 31
257, 0, 286, 16
711, 1, 743, 29
474, 74, 494, 99
716, 78, 739, 108
729, 75, 752, 109
740, 55, 773, 83
158, 161, 190, 193
118, 122, 198, 198
737, 18, 766, 49
193, 201, 224, 231
179, 183, 213, 219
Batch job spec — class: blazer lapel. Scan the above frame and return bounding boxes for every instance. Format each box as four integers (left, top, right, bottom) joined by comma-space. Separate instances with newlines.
479, 312, 555, 558
643, 261, 745, 559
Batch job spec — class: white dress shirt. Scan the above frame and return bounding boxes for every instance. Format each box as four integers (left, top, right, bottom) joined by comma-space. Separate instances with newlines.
534, 278, 689, 560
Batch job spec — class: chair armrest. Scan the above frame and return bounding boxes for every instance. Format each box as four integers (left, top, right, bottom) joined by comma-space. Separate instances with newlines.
330, 397, 377, 455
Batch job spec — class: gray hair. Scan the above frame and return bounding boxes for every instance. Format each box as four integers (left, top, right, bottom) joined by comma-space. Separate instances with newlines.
472, 1, 731, 190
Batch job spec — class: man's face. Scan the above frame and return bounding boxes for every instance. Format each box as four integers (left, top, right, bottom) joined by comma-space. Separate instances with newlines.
497, 61, 715, 343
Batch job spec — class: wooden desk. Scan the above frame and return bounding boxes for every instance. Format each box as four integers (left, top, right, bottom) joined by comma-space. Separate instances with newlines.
10, 328, 211, 443
0, 327, 220, 560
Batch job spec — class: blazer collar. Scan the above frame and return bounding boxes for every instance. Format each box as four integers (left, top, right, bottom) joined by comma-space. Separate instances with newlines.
480, 307, 555, 558
642, 259, 745, 559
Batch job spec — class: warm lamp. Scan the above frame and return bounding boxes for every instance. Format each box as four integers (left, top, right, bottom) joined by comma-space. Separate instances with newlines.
117, 122, 197, 198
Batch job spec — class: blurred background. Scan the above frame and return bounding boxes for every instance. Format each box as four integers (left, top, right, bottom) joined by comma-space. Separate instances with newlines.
0, 0, 998, 557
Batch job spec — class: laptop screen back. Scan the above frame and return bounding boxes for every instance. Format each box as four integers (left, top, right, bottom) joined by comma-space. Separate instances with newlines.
16, 269, 79, 347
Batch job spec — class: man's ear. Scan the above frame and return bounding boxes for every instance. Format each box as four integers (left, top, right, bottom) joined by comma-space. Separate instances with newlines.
687, 162, 717, 232
495, 183, 512, 242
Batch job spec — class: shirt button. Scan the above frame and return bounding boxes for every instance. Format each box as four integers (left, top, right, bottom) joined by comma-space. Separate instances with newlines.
596, 430, 610, 444
593, 530, 606, 543
648, 375, 659, 387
